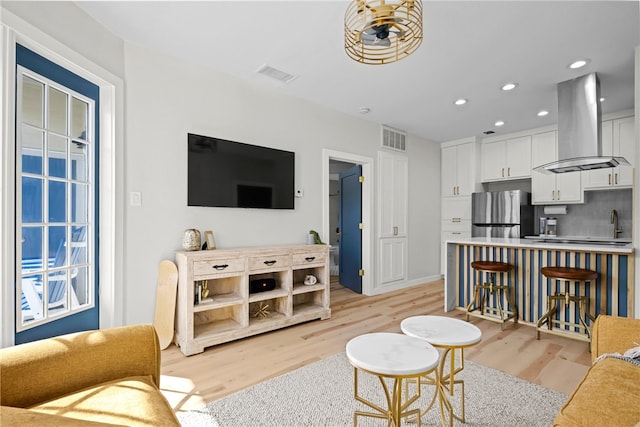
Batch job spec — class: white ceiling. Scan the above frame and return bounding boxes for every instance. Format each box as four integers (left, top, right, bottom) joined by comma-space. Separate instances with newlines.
76, 1, 639, 143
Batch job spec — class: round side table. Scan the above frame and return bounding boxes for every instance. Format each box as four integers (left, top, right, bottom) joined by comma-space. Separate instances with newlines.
401, 315, 482, 427
346, 332, 442, 427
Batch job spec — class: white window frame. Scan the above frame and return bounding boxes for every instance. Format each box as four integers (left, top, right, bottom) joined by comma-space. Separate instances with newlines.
15, 66, 97, 331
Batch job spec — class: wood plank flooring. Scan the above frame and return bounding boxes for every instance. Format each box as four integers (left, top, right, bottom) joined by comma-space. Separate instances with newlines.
160, 279, 591, 414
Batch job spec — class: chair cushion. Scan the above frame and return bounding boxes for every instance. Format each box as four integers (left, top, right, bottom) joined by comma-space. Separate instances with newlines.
1, 406, 118, 426
29, 375, 179, 427
553, 357, 640, 426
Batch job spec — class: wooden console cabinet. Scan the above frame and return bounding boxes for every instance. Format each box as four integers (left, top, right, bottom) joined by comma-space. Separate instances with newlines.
174, 244, 331, 356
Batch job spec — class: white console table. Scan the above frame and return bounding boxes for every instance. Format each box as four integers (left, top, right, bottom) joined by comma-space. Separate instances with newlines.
174, 244, 331, 356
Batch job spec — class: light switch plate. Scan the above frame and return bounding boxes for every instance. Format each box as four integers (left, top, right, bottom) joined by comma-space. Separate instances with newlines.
130, 191, 142, 206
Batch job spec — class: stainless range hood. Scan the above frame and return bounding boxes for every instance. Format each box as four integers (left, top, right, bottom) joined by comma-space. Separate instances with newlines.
534, 73, 629, 174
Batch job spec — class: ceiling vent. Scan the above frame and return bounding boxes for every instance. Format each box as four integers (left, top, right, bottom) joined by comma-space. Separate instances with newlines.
381, 125, 407, 152
255, 64, 297, 84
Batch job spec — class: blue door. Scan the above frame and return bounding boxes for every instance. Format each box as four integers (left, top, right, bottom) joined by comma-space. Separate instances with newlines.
15, 44, 100, 344
339, 165, 362, 293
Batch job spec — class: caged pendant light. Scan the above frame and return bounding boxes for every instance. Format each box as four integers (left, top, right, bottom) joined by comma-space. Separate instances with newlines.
344, 0, 423, 65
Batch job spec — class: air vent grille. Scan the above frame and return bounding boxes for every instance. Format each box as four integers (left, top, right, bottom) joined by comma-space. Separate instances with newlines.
256, 64, 297, 84
381, 125, 407, 152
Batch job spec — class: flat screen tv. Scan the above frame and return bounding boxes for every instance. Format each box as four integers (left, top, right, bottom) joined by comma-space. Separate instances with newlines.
188, 133, 295, 209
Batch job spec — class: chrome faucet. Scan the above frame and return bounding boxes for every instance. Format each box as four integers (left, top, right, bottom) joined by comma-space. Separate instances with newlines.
610, 209, 622, 239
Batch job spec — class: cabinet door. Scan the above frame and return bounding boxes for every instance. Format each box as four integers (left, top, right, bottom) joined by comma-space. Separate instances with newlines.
456, 143, 474, 196
531, 131, 557, 204
583, 120, 614, 189
505, 136, 532, 178
378, 152, 408, 237
441, 145, 458, 197
614, 116, 635, 187
481, 140, 505, 181
555, 172, 582, 203
379, 237, 407, 285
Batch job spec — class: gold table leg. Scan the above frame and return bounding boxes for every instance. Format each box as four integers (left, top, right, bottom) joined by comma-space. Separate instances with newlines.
353, 367, 432, 427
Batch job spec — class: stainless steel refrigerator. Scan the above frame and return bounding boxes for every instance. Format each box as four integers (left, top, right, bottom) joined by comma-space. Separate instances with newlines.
471, 190, 534, 238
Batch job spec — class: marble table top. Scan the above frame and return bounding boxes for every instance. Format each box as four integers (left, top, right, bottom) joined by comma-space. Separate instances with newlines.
346, 332, 439, 376
401, 315, 482, 347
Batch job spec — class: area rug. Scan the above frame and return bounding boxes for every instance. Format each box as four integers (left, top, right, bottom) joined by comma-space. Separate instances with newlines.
177, 352, 567, 426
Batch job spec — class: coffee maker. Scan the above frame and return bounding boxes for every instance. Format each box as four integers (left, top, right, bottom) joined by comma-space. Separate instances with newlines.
539, 217, 557, 236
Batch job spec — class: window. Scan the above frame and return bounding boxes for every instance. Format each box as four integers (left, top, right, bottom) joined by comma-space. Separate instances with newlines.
16, 64, 96, 331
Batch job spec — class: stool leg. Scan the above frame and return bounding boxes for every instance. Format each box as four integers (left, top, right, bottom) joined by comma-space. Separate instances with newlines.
536, 295, 557, 339
465, 286, 481, 321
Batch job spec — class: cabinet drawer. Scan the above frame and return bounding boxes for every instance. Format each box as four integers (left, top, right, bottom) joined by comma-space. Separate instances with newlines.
441, 197, 471, 221
442, 220, 471, 233
248, 254, 291, 271
193, 258, 245, 277
292, 252, 326, 266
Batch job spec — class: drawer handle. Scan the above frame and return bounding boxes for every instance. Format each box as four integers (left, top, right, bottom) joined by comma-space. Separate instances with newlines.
304, 256, 316, 262
264, 260, 277, 266
212, 264, 229, 270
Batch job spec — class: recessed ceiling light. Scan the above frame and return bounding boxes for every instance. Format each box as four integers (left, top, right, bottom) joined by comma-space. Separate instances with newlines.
501, 83, 518, 91
537, 110, 549, 117
359, 107, 371, 114
454, 98, 467, 106
569, 59, 590, 69
495, 120, 505, 127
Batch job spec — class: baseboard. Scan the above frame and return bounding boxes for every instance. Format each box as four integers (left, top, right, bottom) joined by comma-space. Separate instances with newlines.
368, 274, 442, 296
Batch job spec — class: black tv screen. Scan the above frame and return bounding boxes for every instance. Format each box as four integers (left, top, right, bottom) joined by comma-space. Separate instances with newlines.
188, 133, 295, 209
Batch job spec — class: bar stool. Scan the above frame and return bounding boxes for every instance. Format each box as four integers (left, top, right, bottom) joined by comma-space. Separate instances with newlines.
465, 261, 517, 330
536, 266, 597, 342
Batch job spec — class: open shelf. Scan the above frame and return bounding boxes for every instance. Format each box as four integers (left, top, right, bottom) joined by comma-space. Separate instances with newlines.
194, 292, 243, 312
248, 288, 288, 303
292, 282, 325, 295
194, 318, 243, 339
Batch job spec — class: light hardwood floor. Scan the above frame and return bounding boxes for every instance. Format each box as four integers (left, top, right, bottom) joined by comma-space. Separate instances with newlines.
160, 279, 591, 414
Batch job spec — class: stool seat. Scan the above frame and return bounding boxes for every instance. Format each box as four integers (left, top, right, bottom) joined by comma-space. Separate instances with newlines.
466, 261, 517, 329
470, 261, 513, 273
540, 266, 597, 281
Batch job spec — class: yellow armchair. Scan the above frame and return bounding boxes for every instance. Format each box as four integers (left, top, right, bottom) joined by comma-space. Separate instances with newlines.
1, 324, 180, 426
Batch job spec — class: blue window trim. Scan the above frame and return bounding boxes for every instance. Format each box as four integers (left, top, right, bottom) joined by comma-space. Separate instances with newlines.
15, 44, 101, 343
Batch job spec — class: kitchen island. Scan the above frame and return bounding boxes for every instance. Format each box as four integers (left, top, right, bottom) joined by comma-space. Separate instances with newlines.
444, 237, 634, 330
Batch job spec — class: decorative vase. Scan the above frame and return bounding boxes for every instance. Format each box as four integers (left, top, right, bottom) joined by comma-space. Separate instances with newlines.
182, 229, 201, 251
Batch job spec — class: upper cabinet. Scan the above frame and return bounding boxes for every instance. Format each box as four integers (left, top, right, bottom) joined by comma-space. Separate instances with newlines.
531, 131, 583, 204
582, 116, 635, 190
441, 138, 480, 198
481, 136, 531, 182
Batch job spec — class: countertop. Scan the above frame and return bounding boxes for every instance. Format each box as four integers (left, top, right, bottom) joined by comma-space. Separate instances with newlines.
445, 236, 634, 254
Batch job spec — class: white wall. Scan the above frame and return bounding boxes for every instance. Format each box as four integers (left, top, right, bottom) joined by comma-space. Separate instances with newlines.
123, 43, 441, 324
1, 1, 442, 330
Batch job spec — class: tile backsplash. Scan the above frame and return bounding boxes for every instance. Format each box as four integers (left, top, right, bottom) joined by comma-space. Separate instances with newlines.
534, 189, 632, 239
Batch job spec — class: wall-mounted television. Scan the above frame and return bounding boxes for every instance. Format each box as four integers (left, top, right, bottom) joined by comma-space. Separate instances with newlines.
188, 133, 295, 209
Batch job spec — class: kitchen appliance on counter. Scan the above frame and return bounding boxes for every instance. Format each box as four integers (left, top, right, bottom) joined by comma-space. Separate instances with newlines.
472, 190, 534, 238
539, 217, 558, 236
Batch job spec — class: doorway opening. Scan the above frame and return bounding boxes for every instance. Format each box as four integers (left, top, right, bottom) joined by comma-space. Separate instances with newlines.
322, 150, 373, 295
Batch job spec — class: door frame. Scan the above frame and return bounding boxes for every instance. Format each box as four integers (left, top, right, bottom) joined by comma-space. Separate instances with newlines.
322, 149, 372, 295
0, 12, 125, 346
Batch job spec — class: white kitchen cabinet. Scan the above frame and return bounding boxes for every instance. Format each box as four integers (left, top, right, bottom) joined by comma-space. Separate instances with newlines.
378, 151, 408, 286
531, 131, 583, 204
441, 140, 477, 197
440, 197, 472, 273
583, 117, 635, 190
481, 136, 531, 182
